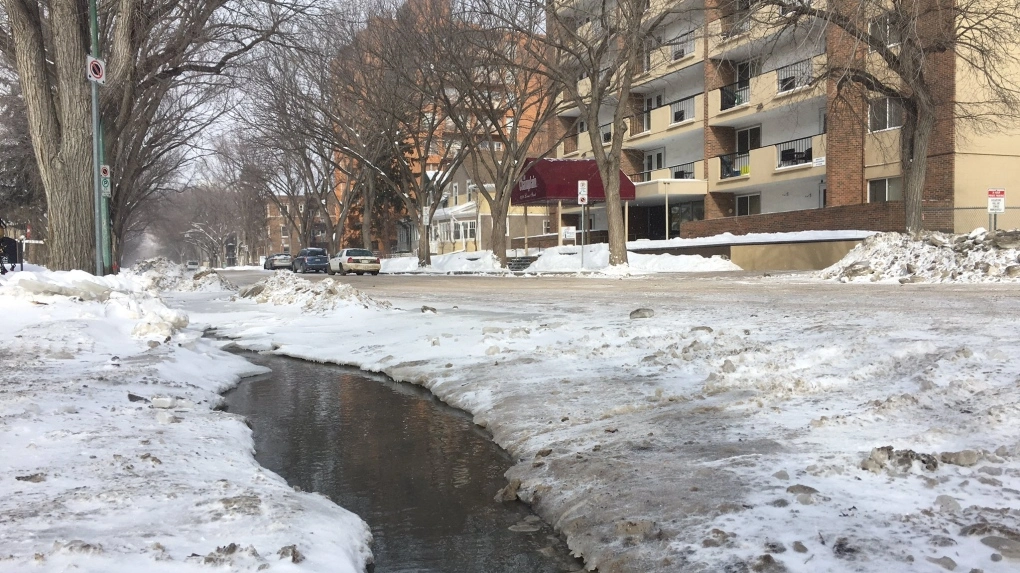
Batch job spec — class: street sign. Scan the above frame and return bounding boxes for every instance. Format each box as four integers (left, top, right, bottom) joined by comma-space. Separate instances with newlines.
86, 56, 106, 84
562, 226, 576, 240
988, 188, 1006, 214
21, 239, 45, 244
101, 176, 111, 198
577, 180, 589, 205
100, 164, 111, 178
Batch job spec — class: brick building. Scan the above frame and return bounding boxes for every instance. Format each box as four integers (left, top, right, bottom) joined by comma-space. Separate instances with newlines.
552, 0, 1020, 239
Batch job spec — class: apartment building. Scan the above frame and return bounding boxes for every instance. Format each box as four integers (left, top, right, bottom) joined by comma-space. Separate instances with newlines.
553, 0, 1020, 239
264, 196, 337, 257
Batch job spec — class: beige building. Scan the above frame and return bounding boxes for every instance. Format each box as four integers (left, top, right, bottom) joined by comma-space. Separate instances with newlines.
553, 0, 1020, 238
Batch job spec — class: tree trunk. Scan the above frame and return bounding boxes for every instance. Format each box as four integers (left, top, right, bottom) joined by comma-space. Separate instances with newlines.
489, 197, 510, 267
901, 101, 935, 234
362, 177, 375, 250
417, 219, 431, 267
5, 0, 96, 271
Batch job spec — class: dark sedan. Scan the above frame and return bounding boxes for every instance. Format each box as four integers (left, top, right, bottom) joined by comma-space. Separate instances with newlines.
292, 248, 329, 273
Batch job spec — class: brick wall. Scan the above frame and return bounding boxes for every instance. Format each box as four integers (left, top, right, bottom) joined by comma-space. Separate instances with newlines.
680, 202, 909, 238
824, 0, 867, 207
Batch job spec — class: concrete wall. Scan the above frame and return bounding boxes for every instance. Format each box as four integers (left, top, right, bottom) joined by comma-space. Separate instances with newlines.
730, 240, 861, 271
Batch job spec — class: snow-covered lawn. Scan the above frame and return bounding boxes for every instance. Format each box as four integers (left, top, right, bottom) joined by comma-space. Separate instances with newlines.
4, 230, 1020, 573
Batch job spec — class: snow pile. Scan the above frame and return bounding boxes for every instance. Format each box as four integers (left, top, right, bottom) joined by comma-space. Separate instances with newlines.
818, 229, 1020, 283
0, 269, 374, 572
529, 244, 741, 274
238, 271, 391, 312
383, 247, 740, 274
126, 257, 236, 292
382, 251, 505, 274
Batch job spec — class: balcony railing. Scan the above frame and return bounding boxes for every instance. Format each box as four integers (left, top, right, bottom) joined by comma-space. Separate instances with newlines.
670, 161, 697, 179
775, 59, 813, 93
669, 96, 696, 124
631, 170, 652, 183
722, 11, 752, 37
719, 152, 751, 179
599, 122, 613, 143
668, 30, 697, 60
720, 82, 750, 110
775, 136, 815, 167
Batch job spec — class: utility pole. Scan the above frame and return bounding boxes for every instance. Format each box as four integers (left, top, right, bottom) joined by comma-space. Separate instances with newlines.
87, 0, 112, 274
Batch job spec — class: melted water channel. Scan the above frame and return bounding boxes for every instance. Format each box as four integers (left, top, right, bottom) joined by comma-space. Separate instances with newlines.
223, 353, 583, 573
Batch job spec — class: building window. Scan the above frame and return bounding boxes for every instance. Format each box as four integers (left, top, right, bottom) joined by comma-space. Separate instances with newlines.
298, 203, 304, 213
736, 194, 761, 216
453, 183, 459, 205
281, 225, 289, 238
282, 246, 290, 254
868, 177, 903, 202
869, 13, 902, 48
543, 221, 552, 234
870, 98, 904, 131
280, 205, 288, 216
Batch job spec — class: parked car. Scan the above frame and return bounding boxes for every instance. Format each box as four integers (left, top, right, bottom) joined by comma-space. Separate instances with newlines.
185, 260, 200, 271
292, 248, 329, 273
263, 253, 292, 270
329, 248, 381, 276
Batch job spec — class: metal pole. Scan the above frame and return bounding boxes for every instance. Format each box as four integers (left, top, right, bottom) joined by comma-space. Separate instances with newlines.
89, 0, 106, 275
580, 204, 585, 269
91, 82, 103, 275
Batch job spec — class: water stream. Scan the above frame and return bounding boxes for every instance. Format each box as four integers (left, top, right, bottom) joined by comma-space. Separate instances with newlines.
223, 352, 583, 573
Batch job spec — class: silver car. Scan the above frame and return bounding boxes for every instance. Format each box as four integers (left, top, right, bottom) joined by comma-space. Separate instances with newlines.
264, 253, 292, 270
328, 248, 381, 276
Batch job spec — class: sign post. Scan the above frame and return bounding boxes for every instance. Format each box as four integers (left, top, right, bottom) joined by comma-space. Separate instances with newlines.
988, 188, 1006, 231
578, 181, 588, 268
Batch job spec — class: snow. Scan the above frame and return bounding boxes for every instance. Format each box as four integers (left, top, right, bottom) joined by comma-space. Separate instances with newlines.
382, 245, 740, 274
0, 269, 373, 573
5, 229, 1020, 572
816, 229, 1020, 283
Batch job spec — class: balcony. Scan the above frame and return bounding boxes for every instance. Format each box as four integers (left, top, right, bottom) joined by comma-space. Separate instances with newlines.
638, 29, 705, 82
709, 54, 826, 122
630, 160, 708, 198
707, 5, 787, 57
569, 118, 633, 155
710, 134, 827, 189
719, 81, 751, 111
628, 94, 702, 145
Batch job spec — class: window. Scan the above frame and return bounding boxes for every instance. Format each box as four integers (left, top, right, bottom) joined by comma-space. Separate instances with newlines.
869, 13, 902, 48
298, 203, 304, 213
543, 221, 552, 234
282, 246, 290, 254
870, 97, 904, 131
736, 126, 761, 153
280, 205, 288, 216
452, 183, 459, 206
868, 177, 903, 202
281, 225, 289, 238
736, 194, 761, 216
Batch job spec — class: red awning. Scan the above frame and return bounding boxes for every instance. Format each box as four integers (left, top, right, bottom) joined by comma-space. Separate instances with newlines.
511, 159, 636, 205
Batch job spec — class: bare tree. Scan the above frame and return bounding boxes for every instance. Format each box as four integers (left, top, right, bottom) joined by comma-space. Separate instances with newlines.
0, 0, 310, 270
437, 4, 564, 266
752, 0, 1020, 232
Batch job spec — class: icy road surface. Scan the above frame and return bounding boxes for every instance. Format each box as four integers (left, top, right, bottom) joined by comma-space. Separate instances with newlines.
192, 270, 1020, 573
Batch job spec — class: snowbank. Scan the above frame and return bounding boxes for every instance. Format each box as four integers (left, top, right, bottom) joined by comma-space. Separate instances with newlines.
529, 244, 741, 274
125, 257, 237, 292
237, 272, 392, 312
0, 270, 374, 573
818, 229, 1020, 283
382, 247, 740, 274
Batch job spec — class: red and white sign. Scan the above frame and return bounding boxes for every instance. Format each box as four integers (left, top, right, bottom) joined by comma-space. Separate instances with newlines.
86, 56, 106, 84
988, 188, 1006, 214
577, 180, 589, 205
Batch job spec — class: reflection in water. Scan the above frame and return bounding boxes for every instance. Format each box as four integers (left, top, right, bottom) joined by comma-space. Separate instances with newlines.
224, 353, 582, 573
